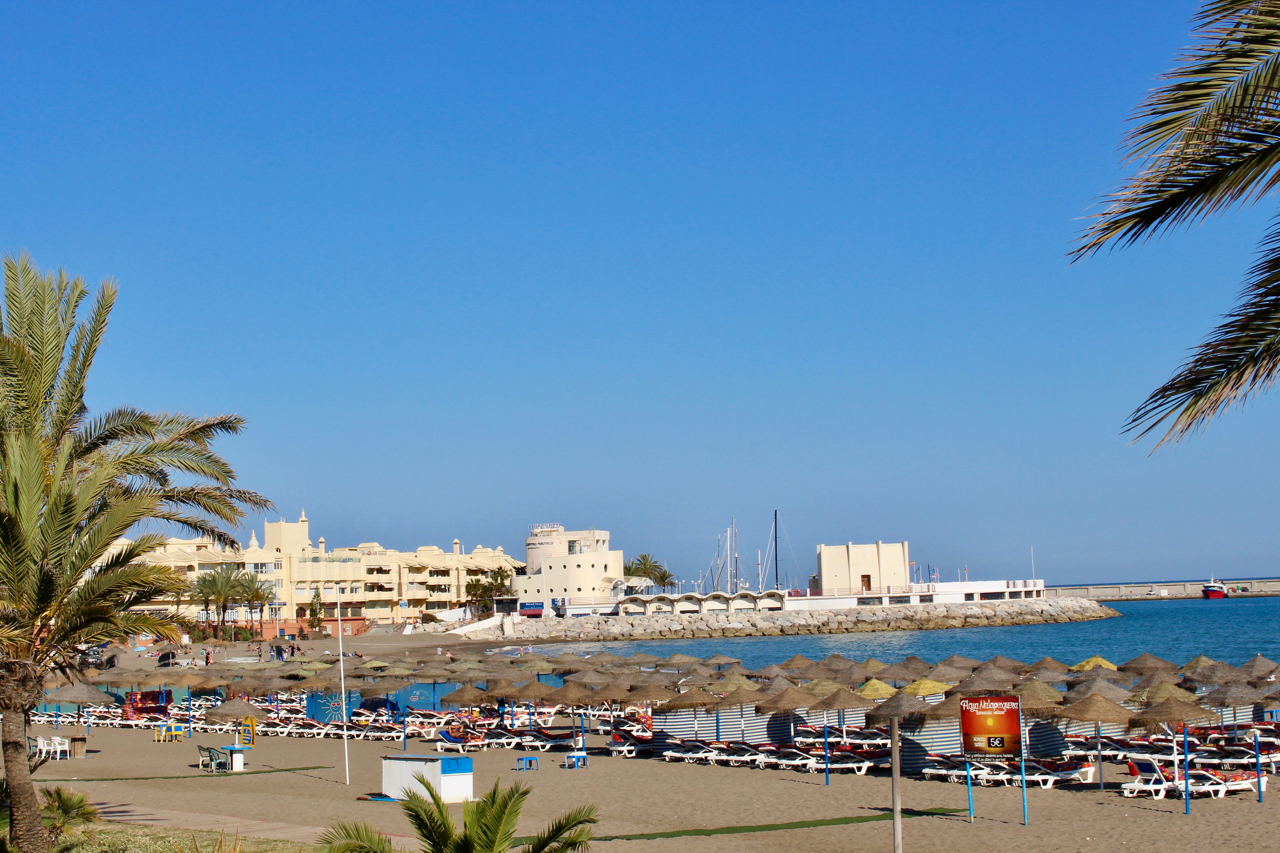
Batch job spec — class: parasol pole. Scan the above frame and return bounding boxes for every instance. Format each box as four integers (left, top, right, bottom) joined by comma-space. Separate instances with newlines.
965, 760, 973, 822
336, 585, 350, 786
1183, 724, 1190, 815
1019, 706, 1028, 826
1255, 729, 1264, 804
1096, 722, 1103, 791
890, 715, 903, 853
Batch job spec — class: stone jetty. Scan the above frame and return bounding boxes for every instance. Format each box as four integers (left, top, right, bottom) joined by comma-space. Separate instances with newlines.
429, 596, 1117, 643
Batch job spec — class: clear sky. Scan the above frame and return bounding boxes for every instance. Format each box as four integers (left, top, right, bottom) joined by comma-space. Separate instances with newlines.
2, 1, 1274, 587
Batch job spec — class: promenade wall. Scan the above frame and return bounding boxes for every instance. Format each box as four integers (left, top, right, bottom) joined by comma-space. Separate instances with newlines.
428, 596, 1116, 642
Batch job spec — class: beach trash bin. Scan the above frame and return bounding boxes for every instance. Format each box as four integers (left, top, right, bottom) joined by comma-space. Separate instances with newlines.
382, 754, 473, 803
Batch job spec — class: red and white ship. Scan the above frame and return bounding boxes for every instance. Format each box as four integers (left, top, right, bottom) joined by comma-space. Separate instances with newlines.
1201, 580, 1229, 600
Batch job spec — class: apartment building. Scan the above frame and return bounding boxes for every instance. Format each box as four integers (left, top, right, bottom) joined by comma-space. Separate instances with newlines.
132, 511, 523, 635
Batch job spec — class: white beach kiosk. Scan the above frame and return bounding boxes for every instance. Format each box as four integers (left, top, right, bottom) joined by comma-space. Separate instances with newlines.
382, 755, 474, 803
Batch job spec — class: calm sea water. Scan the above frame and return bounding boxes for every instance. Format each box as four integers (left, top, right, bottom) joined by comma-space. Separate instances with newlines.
534, 598, 1280, 668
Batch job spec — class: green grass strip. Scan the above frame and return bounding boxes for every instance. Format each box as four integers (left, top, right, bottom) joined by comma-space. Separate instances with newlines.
512, 807, 965, 844
39, 765, 331, 782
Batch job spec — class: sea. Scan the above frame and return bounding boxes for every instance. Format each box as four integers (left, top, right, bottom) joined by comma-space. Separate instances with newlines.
528, 597, 1280, 669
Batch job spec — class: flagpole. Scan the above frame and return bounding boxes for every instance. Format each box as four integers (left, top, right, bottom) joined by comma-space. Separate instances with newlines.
337, 585, 350, 786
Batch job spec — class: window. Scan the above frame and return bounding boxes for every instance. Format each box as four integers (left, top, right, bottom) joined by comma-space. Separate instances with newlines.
888, 596, 911, 605
964, 593, 975, 602
919, 595, 934, 603
857, 597, 883, 606
1009, 590, 1022, 599
979, 592, 1007, 601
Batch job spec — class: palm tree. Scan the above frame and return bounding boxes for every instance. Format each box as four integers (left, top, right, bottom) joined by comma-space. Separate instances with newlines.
241, 574, 275, 637
646, 567, 677, 591
1073, 3, 1280, 445
0, 254, 269, 853
0, 431, 188, 853
0, 252, 271, 540
201, 565, 247, 640
193, 572, 219, 638
319, 775, 597, 853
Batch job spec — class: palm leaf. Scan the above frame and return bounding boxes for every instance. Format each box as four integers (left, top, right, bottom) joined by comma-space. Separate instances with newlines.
317, 821, 396, 853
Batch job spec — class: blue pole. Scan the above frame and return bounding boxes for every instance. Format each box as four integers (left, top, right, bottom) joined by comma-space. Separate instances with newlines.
1020, 708, 1028, 825
1020, 756, 1028, 825
966, 762, 973, 822
823, 721, 830, 786
55, 704, 59, 730
1255, 730, 1263, 804
1184, 725, 1191, 815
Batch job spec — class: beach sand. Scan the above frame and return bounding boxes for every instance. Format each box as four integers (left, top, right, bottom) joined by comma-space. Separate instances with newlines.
28, 721, 1280, 853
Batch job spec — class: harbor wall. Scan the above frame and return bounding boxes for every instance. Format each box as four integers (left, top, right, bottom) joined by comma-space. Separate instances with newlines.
1044, 577, 1280, 601
430, 596, 1116, 642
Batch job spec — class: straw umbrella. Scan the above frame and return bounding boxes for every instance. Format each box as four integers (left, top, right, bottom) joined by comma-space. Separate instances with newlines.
921, 665, 971, 685
440, 684, 488, 709
754, 687, 814, 744
760, 676, 796, 694
983, 655, 1027, 672
790, 662, 838, 681
856, 679, 898, 700
45, 681, 112, 737
1184, 662, 1248, 687
796, 678, 845, 699
1012, 680, 1064, 704
704, 654, 741, 668
1132, 671, 1183, 690
902, 679, 951, 699
867, 692, 929, 853
1132, 682, 1197, 707
1054, 695, 1133, 791
779, 654, 815, 669
1070, 655, 1118, 672
1202, 683, 1266, 731
937, 654, 982, 671
862, 658, 888, 672
970, 664, 1020, 685
1179, 655, 1218, 674
750, 664, 790, 679
1120, 652, 1178, 675
1063, 680, 1132, 704
1026, 656, 1070, 673
809, 688, 875, 763
590, 683, 633, 736
1238, 654, 1279, 680
873, 663, 921, 687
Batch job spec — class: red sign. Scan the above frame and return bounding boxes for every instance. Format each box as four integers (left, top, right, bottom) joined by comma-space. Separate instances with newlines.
959, 696, 1022, 759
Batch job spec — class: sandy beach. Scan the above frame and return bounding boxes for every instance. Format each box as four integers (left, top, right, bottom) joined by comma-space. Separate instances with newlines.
28, 719, 1280, 853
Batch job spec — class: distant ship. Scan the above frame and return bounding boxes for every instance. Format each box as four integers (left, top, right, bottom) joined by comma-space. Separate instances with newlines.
1202, 580, 1229, 600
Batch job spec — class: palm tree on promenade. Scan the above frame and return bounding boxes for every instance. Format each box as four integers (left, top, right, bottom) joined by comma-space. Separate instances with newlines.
0, 433, 188, 853
320, 775, 597, 853
1074, 2, 1280, 445
0, 254, 270, 852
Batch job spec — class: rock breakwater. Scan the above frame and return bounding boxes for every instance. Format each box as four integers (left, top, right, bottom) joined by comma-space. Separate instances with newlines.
435, 597, 1118, 643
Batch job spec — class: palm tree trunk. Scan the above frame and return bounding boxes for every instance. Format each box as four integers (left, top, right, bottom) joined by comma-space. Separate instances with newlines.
0, 665, 50, 853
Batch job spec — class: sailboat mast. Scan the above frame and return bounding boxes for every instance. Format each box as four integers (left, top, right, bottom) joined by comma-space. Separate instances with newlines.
773, 508, 780, 590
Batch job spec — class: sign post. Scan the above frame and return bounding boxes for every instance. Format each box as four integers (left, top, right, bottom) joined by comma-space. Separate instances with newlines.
960, 696, 1024, 824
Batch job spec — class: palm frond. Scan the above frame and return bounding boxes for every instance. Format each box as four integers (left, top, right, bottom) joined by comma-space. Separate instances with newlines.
317, 821, 396, 853
1127, 214, 1280, 443
518, 805, 598, 853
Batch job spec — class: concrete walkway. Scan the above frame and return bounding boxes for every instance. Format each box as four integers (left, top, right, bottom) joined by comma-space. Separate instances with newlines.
95, 801, 419, 849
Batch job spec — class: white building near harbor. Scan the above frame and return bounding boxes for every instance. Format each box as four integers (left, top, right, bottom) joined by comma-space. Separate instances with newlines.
812, 540, 911, 595
516, 524, 633, 617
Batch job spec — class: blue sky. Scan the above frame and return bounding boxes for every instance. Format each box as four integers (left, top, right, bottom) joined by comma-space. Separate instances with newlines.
2, 1, 1274, 586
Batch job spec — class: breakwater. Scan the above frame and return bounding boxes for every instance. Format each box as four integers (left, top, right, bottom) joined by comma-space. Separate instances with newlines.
441, 597, 1117, 643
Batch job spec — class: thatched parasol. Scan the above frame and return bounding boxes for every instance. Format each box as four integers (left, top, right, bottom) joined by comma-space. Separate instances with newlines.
205, 698, 269, 721
662, 689, 722, 711
1063, 680, 1132, 704
1132, 682, 1197, 707
900, 655, 933, 673
1183, 662, 1248, 686
790, 662, 838, 680
873, 663, 922, 686
760, 676, 797, 693
1070, 655, 1117, 672
855, 678, 898, 700
948, 675, 1013, 696
920, 665, 971, 685
898, 678, 949, 698
46, 681, 112, 707
718, 663, 753, 677
589, 683, 633, 704
819, 654, 858, 668
983, 655, 1028, 672
440, 684, 489, 706
1016, 695, 1060, 718
715, 674, 758, 692
1132, 670, 1183, 690
626, 652, 663, 665
704, 654, 741, 667
1130, 698, 1216, 726
808, 689, 875, 713
1238, 654, 1279, 679
1026, 656, 1070, 673
755, 687, 815, 714
1012, 680, 1064, 703
1179, 654, 1218, 674
563, 669, 611, 685
751, 664, 790, 679
1119, 652, 1178, 675
1201, 683, 1265, 708
865, 692, 930, 725
543, 683, 595, 707
795, 678, 845, 699
662, 653, 701, 668
937, 654, 982, 671
717, 687, 768, 707
627, 685, 677, 704
861, 658, 888, 672
1067, 667, 1129, 686
969, 664, 1020, 685
779, 654, 816, 669
508, 681, 554, 702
